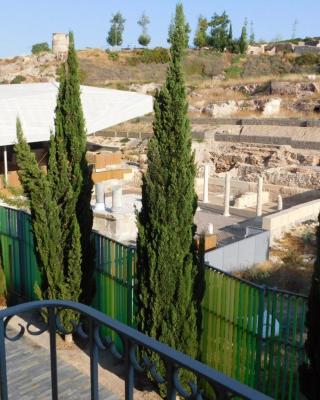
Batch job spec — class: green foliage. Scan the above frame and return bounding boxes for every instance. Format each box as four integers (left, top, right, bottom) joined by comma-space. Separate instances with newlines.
239, 19, 248, 54
193, 16, 209, 48
137, 3, 199, 394
130, 48, 170, 64
0, 247, 7, 300
242, 55, 293, 77
249, 21, 255, 44
107, 51, 119, 61
14, 33, 94, 323
208, 11, 230, 52
168, 3, 190, 49
294, 53, 320, 66
299, 215, 320, 399
11, 75, 26, 84
107, 12, 126, 47
225, 64, 243, 79
31, 42, 50, 54
138, 34, 151, 47
138, 12, 151, 47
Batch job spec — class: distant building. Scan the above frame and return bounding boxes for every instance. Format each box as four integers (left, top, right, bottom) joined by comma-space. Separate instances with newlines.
52, 33, 69, 60
294, 45, 320, 55
246, 45, 265, 55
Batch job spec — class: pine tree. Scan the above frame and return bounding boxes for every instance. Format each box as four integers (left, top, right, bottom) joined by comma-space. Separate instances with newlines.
107, 12, 126, 47
299, 214, 320, 399
14, 33, 94, 318
208, 11, 230, 52
137, 2, 198, 389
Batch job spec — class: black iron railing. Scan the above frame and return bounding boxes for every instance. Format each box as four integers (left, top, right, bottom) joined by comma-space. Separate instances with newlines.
0, 300, 271, 400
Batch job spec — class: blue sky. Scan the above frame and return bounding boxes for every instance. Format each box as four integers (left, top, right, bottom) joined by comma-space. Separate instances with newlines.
1, 0, 319, 57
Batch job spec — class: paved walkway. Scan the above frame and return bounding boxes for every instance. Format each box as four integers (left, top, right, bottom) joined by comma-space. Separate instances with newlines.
5, 329, 119, 400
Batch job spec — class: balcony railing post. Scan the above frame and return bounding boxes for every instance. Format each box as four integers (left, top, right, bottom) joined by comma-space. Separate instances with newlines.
89, 318, 99, 400
124, 338, 134, 400
0, 318, 8, 400
48, 307, 58, 400
166, 361, 177, 400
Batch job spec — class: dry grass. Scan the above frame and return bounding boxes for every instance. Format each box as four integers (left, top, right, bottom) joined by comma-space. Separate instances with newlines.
236, 226, 316, 295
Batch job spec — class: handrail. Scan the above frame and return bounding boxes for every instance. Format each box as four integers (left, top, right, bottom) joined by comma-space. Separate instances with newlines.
0, 300, 271, 400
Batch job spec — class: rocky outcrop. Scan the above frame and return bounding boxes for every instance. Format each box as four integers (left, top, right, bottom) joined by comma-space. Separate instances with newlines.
0, 53, 60, 83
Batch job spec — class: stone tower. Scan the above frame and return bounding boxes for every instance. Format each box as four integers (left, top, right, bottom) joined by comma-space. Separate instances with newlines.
52, 33, 69, 60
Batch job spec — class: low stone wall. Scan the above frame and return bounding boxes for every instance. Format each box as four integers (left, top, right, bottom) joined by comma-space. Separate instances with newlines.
262, 199, 320, 244
205, 176, 307, 201
193, 117, 320, 127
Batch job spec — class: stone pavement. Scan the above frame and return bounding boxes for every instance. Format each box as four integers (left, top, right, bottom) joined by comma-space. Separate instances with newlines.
5, 328, 120, 400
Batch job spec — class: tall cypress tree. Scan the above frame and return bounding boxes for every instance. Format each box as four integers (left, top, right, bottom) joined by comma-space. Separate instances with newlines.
299, 214, 320, 399
15, 121, 82, 316
51, 32, 95, 304
137, 1, 198, 381
14, 32, 94, 313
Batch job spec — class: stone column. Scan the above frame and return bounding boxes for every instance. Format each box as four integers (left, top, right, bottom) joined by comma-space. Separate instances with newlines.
223, 173, 231, 217
94, 183, 105, 211
277, 194, 283, 211
3, 146, 8, 187
112, 185, 122, 212
203, 164, 210, 203
207, 223, 214, 234
256, 176, 263, 217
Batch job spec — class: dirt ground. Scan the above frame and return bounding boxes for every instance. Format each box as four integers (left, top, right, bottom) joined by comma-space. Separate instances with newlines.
236, 221, 317, 295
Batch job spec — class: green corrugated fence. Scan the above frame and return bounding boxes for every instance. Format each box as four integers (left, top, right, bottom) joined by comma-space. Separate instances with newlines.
0, 205, 308, 399
201, 266, 308, 399
0, 206, 136, 331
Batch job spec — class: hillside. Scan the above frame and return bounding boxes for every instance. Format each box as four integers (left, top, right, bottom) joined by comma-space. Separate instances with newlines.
0, 48, 319, 119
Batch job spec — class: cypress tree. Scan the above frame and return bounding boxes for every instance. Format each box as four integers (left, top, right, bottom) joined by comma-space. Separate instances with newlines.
14, 32, 94, 318
299, 214, 320, 399
15, 121, 82, 318
239, 19, 248, 54
52, 32, 95, 304
137, 1, 198, 386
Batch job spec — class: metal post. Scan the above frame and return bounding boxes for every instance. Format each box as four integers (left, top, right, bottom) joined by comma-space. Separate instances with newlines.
166, 362, 177, 400
0, 319, 8, 400
256, 176, 263, 217
203, 164, 209, 203
223, 173, 231, 217
48, 307, 58, 400
3, 147, 8, 187
124, 339, 134, 400
89, 319, 99, 400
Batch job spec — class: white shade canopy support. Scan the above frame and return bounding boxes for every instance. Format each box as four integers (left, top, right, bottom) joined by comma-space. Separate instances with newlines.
0, 82, 153, 147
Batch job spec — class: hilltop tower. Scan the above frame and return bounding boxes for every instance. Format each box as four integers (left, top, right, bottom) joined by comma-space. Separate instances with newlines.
52, 33, 69, 60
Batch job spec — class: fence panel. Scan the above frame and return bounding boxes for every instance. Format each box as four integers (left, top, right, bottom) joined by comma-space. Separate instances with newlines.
202, 265, 308, 399
0, 205, 309, 399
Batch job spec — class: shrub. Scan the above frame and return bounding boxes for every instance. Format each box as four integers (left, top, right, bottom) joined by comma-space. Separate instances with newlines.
225, 65, 243, 79
129, 48, 170, 65
108, 51, 119, 61
31, 42, 50, 54
11, 75, 26, 84
242, 55, 293, 77
294, 53, 320, 66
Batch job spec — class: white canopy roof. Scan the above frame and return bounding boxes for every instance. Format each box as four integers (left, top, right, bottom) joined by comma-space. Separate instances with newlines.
0, 82, 153, 146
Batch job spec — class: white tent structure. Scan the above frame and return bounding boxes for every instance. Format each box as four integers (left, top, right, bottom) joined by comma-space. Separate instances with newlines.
0, 82, 153, 182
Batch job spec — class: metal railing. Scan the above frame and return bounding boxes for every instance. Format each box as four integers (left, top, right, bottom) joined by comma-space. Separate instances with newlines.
0, 300, 271, 400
